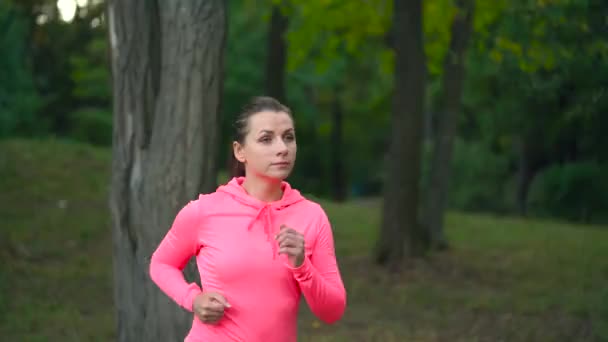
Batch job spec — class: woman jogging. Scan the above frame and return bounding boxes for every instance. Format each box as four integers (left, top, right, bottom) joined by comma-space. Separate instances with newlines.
149, 96, 347, 341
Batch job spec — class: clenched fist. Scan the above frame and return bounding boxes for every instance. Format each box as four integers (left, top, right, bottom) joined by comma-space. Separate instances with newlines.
192, 292, 231, 324
275, 225, 305, 268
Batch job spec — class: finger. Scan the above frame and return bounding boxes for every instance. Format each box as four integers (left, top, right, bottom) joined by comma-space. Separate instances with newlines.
276, 232, 292, 246
276, 230, 302, 244
275, 226, 290, 240
204, 302, 225, 313
281, 228, 300, 236
278, 238, 303, 249
204, 309, 224, 318
209, 293, 231, 308
279, 246, 301, 256
202, 312, 223, 324
196, 310, 217, 323
277, 235, 302, 249
276, 225, 300, 238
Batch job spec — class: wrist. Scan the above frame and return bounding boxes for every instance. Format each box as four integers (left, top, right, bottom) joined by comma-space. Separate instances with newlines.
286, 254, 309, 272
184, 285, 203, 313
290, 256, 314, 282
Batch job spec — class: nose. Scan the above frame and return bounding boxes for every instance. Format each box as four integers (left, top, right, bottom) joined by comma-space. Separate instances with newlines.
276, 139, 288, 156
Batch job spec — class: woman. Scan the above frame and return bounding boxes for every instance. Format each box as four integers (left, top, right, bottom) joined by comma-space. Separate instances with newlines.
149, 96, 347, 342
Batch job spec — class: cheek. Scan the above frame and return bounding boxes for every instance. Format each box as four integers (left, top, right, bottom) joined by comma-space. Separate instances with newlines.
246, 144, 271, 162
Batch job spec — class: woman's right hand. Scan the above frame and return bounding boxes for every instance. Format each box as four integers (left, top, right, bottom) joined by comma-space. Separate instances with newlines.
192, 292, 231, 324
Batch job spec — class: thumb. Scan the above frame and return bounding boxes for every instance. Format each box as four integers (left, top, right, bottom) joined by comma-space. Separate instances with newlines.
210, 293, 231, 308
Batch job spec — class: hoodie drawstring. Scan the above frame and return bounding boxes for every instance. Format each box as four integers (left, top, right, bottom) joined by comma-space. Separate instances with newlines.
216, 177, 305, 260
247, 204, 278, 259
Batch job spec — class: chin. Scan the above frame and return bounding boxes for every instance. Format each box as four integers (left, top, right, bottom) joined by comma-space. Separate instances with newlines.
264, 170, 292, 181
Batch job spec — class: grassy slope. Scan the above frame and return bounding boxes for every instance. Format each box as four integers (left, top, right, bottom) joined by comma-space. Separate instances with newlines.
1, 138, 607, 341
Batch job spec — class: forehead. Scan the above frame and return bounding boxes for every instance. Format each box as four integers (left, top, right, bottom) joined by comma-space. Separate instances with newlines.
248, 111, 294, 132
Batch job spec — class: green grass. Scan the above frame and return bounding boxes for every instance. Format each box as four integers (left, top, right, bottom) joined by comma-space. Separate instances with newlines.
1, 138, 607, 341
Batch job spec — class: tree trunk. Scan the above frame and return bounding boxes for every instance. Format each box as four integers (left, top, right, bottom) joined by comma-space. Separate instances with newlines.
330, 89, 347, 202
516, 140, 534, 216
516, 137, 541, 216
375, 0, 428, 268
515, 132, 552, 216
424, 0, 474, 250
265, 4, 288, 102
107, 1, 226, 341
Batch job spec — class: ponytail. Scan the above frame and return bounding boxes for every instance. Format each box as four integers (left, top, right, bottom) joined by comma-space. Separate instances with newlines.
230, 152, 245, 178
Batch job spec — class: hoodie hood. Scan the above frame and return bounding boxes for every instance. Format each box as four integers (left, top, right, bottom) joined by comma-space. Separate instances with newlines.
216, 177, 306, 258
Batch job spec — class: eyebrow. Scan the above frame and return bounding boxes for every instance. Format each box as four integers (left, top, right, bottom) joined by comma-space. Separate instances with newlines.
258, 128, 295, 135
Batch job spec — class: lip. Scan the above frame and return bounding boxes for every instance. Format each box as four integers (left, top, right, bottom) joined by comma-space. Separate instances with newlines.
272, 161, 291, 166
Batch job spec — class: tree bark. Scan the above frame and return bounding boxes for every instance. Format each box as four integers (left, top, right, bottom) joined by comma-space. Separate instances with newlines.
423, 0, 474, 250
375, 0, 428, 268
265, 4, 288, 102
107, 1, 226, 341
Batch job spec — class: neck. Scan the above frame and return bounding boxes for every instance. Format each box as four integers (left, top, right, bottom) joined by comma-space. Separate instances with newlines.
241, 174, 283, 203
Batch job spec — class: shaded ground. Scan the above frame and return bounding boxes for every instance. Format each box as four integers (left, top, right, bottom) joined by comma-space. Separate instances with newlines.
1, 139, 607, 341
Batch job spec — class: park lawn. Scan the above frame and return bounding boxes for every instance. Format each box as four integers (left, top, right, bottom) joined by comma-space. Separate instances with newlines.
1, 138, 607, 341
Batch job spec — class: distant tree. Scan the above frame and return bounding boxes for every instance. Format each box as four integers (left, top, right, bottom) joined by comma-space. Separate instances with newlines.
375, 0, 429, 268
423, 0, 475, 250
265, 3, 288, 102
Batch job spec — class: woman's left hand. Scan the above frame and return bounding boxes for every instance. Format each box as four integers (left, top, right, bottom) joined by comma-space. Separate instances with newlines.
275, 225, 305, 268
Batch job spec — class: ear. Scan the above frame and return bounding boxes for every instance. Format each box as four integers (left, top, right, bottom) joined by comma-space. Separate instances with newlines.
233, 141, 246, 163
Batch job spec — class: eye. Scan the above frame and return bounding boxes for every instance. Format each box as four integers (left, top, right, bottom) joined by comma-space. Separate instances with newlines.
284, 134, 295, 142
259, 136, 272, 144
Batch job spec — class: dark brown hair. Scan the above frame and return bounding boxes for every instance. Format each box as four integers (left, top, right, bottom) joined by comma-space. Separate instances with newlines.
230, 96, 293, 177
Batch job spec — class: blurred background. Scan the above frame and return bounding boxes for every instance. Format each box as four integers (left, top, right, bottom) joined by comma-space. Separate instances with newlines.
1, 0, 607, 341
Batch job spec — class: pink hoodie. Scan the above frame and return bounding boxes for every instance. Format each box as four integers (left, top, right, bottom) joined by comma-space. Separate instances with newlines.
149, 177, 346, 341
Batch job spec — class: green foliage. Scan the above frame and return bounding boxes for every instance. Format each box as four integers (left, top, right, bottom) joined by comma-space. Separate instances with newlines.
67, 108, 112, 146
284, 0, 391, 72
3, 0, 605, 224
7, 0, 109, 139
463, 0, 608, 160
220, 0, 270, 176
423, 138, 511, 213
0, 2, 41, 138
423, 0, 455, 76
67, 29, 112, 147
528, 162, 608, 224
431, 142, 495, 212
70, 37, 110, 104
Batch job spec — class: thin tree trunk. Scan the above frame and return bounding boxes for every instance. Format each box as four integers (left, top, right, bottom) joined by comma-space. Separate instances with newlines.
515, 132, 552, 216
516, 140, 533, 216
375, 0, 428, 268
107, 1, 226, 341
265, 4, 288, 102
516, 137, 542, 216
424, 0, 474, 250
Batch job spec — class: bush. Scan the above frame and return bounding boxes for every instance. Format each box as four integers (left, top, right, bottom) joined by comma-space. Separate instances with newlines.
422, 138, 511, 214
528, 161, 608, 224
67, 108, 112, 146
451, 139, 512, 212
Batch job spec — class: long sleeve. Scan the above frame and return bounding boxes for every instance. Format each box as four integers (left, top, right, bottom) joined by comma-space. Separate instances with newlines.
149, 200, 203, 312
288, 212, 346, 324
